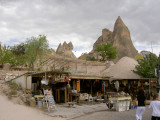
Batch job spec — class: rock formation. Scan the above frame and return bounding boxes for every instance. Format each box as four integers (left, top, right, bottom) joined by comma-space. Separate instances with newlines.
140, 50, 152, 58
87, 29, 113, 60
50, 48, 56, 55
56, 41, 76, 58
92, 29, 113, 51
112, 16, 138, 60
79, 16, 139, 62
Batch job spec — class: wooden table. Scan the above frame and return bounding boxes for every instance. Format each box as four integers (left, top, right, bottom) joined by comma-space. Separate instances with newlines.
34, 95, 44, 99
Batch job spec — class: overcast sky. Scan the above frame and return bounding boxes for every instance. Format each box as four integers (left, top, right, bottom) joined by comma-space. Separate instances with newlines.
0, 0, 160, 57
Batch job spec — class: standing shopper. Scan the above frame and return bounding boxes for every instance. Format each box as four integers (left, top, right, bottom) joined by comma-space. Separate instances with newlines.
149, 94, 160, 120
136, 89, 146, 120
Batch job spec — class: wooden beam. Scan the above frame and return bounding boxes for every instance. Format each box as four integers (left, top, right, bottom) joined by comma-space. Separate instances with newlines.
58, 89, 60, 103
25, 75, 27, 89
65, 88, 67, 103
71, 75, 109, 80
45, 72, 47, 81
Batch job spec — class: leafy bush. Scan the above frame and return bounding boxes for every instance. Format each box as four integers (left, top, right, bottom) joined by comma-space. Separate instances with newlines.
86, 56, 97, 61
8, 82, 22, 90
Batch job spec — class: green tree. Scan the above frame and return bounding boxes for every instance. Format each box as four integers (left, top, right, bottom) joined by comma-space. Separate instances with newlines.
24, 35, 49, 70
135, 55, 143, 60
11, 43, 25, 56
133, 53, 158, 78
0, 45, 16, 65
96, 42, 117, 61
10, 44, 26, 65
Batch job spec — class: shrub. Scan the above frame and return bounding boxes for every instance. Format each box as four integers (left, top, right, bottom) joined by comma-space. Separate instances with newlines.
86, 56, 97, 61
8, 82, 22, 90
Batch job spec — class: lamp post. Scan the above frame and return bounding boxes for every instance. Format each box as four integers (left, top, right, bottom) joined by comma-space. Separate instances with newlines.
155, 54, 160, 99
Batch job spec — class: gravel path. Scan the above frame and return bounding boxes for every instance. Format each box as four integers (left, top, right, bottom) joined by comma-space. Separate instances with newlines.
71, 106, 152, 120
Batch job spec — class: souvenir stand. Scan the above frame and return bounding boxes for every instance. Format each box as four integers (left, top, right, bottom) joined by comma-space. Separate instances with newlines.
106, 92, 131, 112
43, 89, 56, 112
30, 70, 70, 111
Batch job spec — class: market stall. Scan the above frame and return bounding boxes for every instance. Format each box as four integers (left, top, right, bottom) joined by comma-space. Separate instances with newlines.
106, 92, 131, 112
69, 77, 109, 103
12, 70, 71, 110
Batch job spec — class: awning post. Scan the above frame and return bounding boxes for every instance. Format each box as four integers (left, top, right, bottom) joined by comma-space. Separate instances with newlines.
45, 72, 47, 81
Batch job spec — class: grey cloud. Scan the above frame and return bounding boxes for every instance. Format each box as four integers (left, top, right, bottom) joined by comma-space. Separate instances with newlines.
0, 0, 160, 56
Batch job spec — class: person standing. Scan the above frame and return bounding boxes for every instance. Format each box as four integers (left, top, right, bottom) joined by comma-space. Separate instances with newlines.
149, 94, 160, 120
136, 89, 146, 120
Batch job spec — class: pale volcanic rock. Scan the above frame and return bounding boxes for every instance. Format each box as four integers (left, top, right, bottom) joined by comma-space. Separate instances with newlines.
140, 50, 152, 57
56, 41, 76, 58
92, 29, 113, 52
80, 29, 113, 60
79, 16, 139, 62
112, 16, 138, 60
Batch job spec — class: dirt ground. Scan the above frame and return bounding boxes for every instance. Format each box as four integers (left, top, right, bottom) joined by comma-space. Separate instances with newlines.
0, 94, 67, 120
0, 80, 67, 120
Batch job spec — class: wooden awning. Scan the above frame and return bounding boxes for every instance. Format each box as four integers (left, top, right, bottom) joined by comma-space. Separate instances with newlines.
70, 74, 110, 80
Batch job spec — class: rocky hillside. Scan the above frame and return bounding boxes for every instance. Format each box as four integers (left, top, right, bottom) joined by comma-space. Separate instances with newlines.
79, 16, 139, 62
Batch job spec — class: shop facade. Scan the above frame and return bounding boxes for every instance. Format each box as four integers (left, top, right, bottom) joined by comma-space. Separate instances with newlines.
12, 70, 71, 103
107, 78, 157, 100
69, 74, 110, 102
